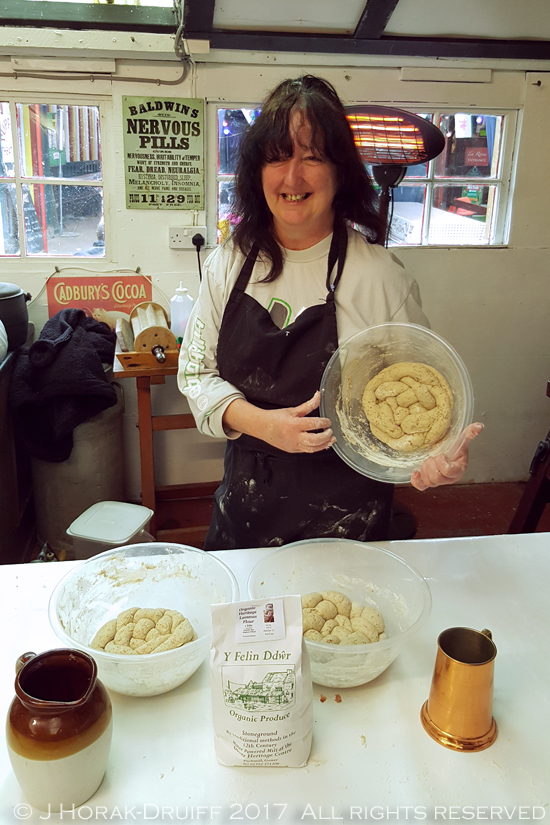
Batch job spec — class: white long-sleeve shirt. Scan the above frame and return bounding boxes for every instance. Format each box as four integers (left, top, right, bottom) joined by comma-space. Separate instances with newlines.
178, 228, 429, 439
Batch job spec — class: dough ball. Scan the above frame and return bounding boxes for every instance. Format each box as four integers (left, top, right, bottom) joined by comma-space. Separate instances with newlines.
302, 608, 325, 633
304, 629, 323, 641
113, 623, 135, 646
134, 608, 165, 623
329, 626, 351, 642
334, 614, 353, 632
350, 616, 379, 643
321, 591, 352, 618
104, 642, 134, 655
350, 601, 366, 620
321, 619, 338, 636
171, 617, 195, 646
91, 619, 117, 650
115, 608, 139, 630
361, 606, 385, 634
340, 631, 370, 646
133, 617, 155, 640
156, 613, 174, 635
315, 599, 338, 621
302, 592, 323, 609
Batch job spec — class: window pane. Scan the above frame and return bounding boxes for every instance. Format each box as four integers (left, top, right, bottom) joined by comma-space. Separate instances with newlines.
218, 108, 260, 175
388, 186, 427, 245
403, 161, 429, 179
0, 183, 19, 255
33, 0, 171, 5
428, 184, 495, 245
435, 114, 503, 178
22, 183, 104, 257
16, 104, 102, 181
1, 103, 15, 178
218, 180, 237, 243
401, 115, 432, 179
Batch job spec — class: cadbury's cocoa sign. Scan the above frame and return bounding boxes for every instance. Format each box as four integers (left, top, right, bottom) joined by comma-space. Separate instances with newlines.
47, 274, 152, 330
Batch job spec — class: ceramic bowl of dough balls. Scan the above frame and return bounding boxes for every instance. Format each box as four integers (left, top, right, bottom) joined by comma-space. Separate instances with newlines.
49, 543, 239, 697
320, 322, 474, 483
248, 538, 431, 688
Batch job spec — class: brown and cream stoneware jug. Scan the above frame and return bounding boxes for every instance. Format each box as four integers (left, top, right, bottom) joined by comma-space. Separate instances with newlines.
6, 648, 113, 812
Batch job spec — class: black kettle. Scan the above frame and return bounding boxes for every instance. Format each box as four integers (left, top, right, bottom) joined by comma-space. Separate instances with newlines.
0, 282, 32, 350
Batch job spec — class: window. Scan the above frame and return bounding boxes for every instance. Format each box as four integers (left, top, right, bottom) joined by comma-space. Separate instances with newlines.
211, 105, 516, 248
0, 101, 105, 258
215, 107, 261, 243
387, 111, 511, 247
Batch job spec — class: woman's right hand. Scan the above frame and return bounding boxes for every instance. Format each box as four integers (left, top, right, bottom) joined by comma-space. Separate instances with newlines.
223, 391, 337, 453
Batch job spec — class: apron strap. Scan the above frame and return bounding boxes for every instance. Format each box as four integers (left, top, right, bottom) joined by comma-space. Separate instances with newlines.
235, 244, 259, 291
325, 218, 348, 300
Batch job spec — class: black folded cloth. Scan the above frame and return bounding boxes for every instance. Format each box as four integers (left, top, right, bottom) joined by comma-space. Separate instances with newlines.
9, 308, 118, 462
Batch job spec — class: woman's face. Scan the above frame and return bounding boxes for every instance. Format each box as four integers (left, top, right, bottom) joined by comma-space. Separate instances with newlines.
261, 114, 337, 249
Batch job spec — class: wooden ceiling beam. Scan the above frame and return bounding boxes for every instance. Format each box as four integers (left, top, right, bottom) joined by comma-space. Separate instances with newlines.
354, 0, 401, 40
198, 31, 550, 61
184, 0, 215, 36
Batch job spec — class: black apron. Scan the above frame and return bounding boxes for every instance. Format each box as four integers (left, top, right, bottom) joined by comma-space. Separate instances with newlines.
204, 225, 392, 550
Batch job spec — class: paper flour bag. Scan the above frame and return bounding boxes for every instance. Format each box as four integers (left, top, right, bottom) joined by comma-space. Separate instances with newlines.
210, 595, 313, 767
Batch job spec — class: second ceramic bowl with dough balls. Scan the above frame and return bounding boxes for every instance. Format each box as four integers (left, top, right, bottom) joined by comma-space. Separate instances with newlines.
320, 323, 474, 483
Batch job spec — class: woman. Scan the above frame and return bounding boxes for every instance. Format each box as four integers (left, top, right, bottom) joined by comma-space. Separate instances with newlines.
178, 75, 482, 550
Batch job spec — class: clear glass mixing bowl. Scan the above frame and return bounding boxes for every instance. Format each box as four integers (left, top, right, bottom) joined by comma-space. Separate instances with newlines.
49, 543, 239, 697
320, 323, 474, 483
248, 538, 432, 688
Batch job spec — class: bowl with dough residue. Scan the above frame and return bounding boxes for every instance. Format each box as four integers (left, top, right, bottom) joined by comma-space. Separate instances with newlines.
248, 538, 432, 688
49, 543, 239, 696
320, 322, 474, 483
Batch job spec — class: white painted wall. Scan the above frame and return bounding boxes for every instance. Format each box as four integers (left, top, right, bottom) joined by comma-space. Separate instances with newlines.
1, 49, 549, 499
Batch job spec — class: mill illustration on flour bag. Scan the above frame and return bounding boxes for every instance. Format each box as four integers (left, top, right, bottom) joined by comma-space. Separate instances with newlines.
210, 596, 313, 766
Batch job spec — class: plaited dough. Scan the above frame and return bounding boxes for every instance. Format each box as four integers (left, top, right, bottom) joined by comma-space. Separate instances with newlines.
91, 607, 197, 655
301, 591, 385, 645
362, 361, 453, 452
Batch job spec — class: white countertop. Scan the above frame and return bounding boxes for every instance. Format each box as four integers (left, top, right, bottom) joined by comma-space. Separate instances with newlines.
1, 534, 549, 823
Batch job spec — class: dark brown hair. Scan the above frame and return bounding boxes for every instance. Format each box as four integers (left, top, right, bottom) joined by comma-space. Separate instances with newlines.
231, 75, 383, 281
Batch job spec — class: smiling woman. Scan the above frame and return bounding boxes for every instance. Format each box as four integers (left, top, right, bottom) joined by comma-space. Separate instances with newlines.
177, 74, 482, 551
260, 114, 338, 250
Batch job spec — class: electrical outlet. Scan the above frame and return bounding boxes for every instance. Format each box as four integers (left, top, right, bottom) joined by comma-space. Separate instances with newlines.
169, 226, 207, 249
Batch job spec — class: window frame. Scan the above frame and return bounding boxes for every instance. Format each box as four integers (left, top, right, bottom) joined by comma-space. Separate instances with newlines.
0, 1, 174, 34
207, 101, 520, 249
207, 101, 256, 247
0, 92, 114, 260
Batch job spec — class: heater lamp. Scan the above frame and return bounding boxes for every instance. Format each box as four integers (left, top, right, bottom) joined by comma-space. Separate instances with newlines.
346, 105, 446, 244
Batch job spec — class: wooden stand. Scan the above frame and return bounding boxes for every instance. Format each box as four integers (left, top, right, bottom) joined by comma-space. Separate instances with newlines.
113, 358, 217, 545
508, 381, 550, 533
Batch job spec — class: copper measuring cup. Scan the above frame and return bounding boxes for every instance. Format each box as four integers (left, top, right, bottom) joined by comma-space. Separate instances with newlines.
420, 627, 497, 752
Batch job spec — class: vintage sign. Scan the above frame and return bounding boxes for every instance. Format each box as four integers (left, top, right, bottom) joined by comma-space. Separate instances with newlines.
122, 96, 204, 210
46, 274, 152, 330
454, 113, 473, 139
465, 147, 490, 166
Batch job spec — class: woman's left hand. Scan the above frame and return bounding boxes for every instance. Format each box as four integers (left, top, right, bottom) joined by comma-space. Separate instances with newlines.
410, 423, 484, 491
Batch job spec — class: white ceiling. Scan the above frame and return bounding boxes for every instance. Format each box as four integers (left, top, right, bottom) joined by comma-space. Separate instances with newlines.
213, 0, 365, 34
386, 0, 550, 40
212, 0, 550, 41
